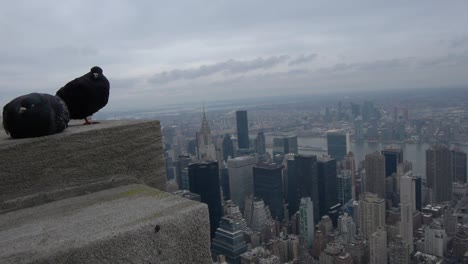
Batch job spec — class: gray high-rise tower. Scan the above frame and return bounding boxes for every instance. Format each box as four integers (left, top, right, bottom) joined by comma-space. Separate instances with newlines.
426, 145, 453, 203
365, 152, 386, 199
236, 110, 249, 149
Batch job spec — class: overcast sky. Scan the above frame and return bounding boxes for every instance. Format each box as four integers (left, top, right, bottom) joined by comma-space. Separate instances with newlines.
1, 1, 468, 111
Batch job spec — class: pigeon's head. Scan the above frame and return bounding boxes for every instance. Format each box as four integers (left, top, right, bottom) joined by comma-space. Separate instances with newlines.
90, 66, 103, 79
18, 97, 38, 114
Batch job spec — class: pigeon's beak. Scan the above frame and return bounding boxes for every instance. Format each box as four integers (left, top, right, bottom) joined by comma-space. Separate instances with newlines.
93, 73, 99, 79
18, 107, 27, 114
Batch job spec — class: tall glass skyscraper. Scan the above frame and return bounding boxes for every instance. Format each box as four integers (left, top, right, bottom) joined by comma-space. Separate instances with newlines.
382, 148, 403, 177
188, 161, 222, 238
253, 163, 285, 221
236, 110, 249, 149
326, 131, 348, 161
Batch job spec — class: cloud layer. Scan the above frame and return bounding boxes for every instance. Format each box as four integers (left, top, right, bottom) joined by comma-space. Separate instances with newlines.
0, 1, 468, 111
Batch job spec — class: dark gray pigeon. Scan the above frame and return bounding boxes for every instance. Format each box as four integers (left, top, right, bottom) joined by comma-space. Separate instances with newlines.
2, 93, 70, 138
56, 66, 110, 125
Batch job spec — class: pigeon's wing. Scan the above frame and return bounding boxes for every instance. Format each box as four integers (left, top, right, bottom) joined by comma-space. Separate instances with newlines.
96, 76, 110, 109
56, 77, 82, 98
50, 95, 70, 132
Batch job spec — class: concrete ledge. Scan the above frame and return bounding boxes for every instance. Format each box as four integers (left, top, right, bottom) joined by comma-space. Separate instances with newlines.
0, 120, 166, 213
0, 184, 211, 264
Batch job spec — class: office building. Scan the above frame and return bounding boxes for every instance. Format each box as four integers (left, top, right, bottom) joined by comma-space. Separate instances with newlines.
188, 161, 222, 238
299, 197, 314, 247
228, 156, 256, 212
414, 176, 422, 211
343, 152, 357, 200
220, 167, 230, 201
369, 227, 387, 264
290, 155, 319, 222
211, 216, 248, 264
400, 173, 415, 252
389, 236, 410, 264
426, 145, 453, 203
196, 108, 216, 161
273, 134, 298, 156
345, 234, 370, 264
256, 131, 266, 155
320, 242, 344, 264
423, 220, 447, 257
382, 148, 403, 177
359, 193, 385, 239
253, 163, 284, 221
317, 155, 338, 218
452, 148, 467, 183
337, 213, 356, 243
222, 134, 234, 161
236, 110, 249, 149
326, 130, 348, 161
337, 170, 352, 206
365, 152, 386, 199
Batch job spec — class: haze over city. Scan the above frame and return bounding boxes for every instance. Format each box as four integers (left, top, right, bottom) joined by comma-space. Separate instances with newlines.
1, 1, 468, 111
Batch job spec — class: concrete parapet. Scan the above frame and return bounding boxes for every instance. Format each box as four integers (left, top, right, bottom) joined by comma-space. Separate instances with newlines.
0, 120, 166, 213
0, 184, 211, 263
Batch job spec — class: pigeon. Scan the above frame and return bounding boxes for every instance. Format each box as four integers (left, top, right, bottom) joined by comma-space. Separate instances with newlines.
2, 93, 70, 138
56, 66, 110, 125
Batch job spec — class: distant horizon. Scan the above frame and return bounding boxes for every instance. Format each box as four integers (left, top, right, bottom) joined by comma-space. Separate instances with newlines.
96, 84, 468, 115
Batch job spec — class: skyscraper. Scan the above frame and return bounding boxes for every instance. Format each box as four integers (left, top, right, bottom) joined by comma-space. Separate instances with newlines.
382, 148, 403, 177
426, 145, 453, 203
188, 161, 222, 238
365, 152, 386, 199
222, 134, 234, 161
414, 176, 422, 211
388, 236, 410, 264
253, 163, 285, 221
255, 131, 266, 155
423, 220, 447, 257
228, 156, 256, 212
211, 216, 248, 264
326, 130, 348, 161
359, 193, 385, 239
400, 173, 415, 252
370, 227, 387, 264
196, 108, 216, 161
273, 134, 298, 156
299, 197, 314, 247
343, 152, 357, 200
452, 148, 467, 183
317, 155, 338, 218
337, 213, 356, 243
293, 155, 319, 222
337, 170, 352, 206
236, 110, 249, 149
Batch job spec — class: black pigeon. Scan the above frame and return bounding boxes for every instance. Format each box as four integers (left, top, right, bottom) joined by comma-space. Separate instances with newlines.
2, 93, 70, 138
56, 66, 110, 125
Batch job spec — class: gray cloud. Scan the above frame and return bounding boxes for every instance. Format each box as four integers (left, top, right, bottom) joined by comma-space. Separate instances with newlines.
288, 54, 318, 65
148, 55, 290, 84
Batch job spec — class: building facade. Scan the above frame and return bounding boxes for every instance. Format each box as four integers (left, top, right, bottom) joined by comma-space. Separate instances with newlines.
188, 161, 222, 238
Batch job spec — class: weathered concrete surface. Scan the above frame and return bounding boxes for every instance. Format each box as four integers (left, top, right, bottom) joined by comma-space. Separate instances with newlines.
0, 184, 212, 264
0, 120, 166, 213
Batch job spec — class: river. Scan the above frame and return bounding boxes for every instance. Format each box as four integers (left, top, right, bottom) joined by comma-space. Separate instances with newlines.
266, 137, 468, 178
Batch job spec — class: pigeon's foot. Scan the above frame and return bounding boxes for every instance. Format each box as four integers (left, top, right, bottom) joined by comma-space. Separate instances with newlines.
83, 118, 100, 125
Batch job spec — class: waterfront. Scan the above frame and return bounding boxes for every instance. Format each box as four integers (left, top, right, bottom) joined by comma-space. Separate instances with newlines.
267, 136, 468, 178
